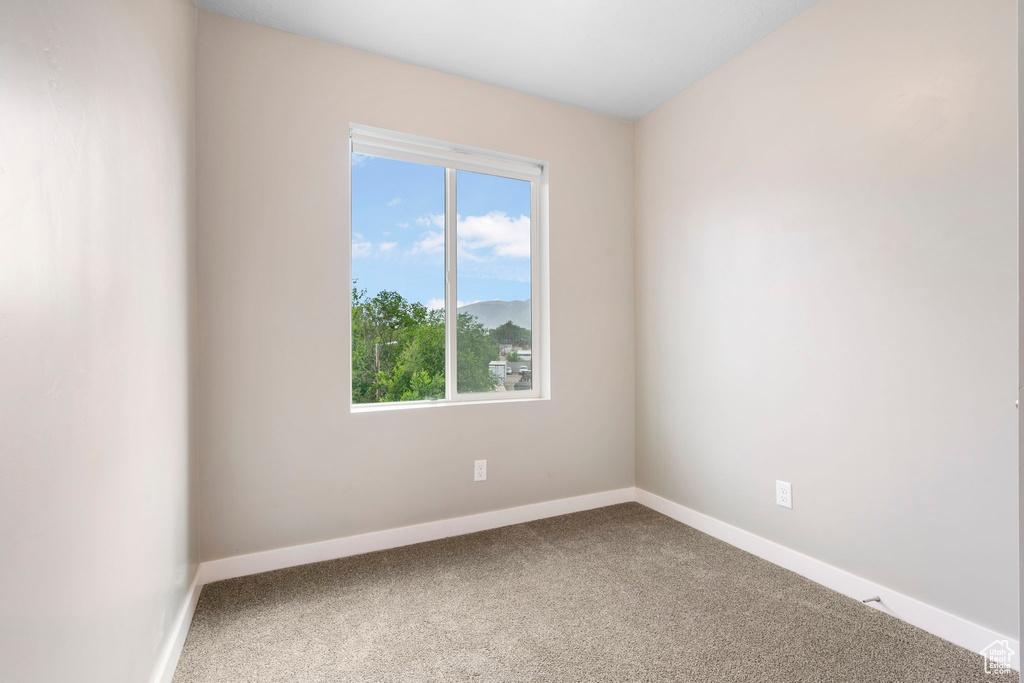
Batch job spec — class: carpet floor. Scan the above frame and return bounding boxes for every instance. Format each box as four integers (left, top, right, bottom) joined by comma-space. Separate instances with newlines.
173, 503, 1013, 682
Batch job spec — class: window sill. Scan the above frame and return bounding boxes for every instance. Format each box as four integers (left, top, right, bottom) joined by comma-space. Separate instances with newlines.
350, 396, 548, 414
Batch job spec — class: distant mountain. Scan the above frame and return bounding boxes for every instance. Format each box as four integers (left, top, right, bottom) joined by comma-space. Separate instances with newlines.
457, 300, 531, 330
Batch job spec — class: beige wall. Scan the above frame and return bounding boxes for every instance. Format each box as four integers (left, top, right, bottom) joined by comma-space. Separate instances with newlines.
196, 12, 635, 561
0, 1, 199, 681
635, 0, 1018, 637
1018, 0, 1023, 647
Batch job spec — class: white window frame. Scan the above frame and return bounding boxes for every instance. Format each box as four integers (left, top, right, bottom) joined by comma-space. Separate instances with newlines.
349, 125, 547, 411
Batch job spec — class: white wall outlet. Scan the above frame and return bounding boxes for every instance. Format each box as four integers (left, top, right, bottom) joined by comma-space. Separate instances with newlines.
474, 459, 487, 482
776, 480, 792, 509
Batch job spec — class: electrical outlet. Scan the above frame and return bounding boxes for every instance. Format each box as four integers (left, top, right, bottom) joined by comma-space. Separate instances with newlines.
474, 459, 487, 482
776, 480, 792, 509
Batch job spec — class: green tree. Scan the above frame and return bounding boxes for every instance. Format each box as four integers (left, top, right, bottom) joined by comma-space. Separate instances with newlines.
399, 370, 445, 402
457, 313, 501, 393
492, 320, 530, 348
352, 285, 499, 402
384, 310, 445, 401
352, 286, 443, 403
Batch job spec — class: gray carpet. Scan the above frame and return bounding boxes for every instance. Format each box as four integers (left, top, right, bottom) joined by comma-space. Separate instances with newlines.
173, 503, 1012, 682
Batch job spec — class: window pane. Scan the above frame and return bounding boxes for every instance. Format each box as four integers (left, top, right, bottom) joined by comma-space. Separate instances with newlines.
455, 170, 533, 394
351, 154, 445, 404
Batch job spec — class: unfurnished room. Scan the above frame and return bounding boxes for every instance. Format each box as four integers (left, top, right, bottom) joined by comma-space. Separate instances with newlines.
2, 0, 1022, 681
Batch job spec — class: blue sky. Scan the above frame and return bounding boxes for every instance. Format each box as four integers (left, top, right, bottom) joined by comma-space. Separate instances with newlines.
351, 154, 531, 309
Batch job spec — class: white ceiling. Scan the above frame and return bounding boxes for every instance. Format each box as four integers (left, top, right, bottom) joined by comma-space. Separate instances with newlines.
197, 0, 821, 121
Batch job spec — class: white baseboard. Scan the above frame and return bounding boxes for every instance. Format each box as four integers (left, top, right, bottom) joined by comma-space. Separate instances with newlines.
634, 488, 1019, 670
199, 487, 636, 585
149, 567, 203, 683
154, 486, 1018, 680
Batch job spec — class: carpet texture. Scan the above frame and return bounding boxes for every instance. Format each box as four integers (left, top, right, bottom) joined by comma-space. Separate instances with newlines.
173, 503, 1013, 682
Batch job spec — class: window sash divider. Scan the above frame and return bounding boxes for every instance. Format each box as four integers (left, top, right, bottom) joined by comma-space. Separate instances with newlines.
444, 167, 458, 402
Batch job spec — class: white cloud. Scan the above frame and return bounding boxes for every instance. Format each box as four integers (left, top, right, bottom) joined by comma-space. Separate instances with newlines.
416, 214, 444, 228
410, 212, 529, 262
351, 153, 371, 167
379, 241, 397, 252
412, 230, 444, 254
396, 222, 409, 228
387, 197, 402, 207
408, 213, 530, 288
458, 212, 530, 259
353, 232, 364, 240
352, 241, 372, 258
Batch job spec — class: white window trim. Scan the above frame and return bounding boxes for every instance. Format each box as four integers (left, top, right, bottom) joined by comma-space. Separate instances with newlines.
349, 125, 548, 412
351, 125, 543, 181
